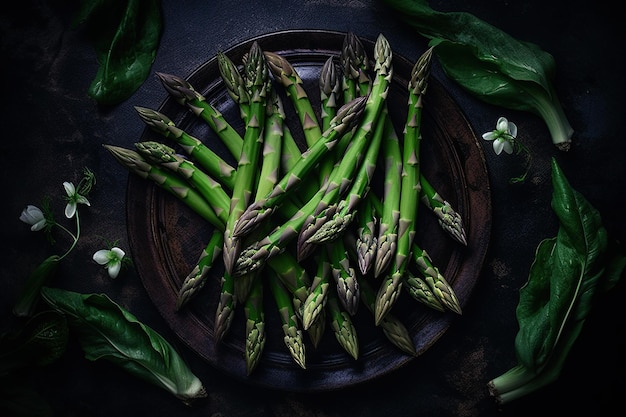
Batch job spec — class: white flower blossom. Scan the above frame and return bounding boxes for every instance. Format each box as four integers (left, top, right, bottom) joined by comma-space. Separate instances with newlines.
93, 247, 126, 279
19, 205, 47, 231
63, 181, 91, 219
482, 116, 517, 155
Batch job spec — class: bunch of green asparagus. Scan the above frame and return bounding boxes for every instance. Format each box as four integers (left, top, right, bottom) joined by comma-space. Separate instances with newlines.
104, 32, 467, 375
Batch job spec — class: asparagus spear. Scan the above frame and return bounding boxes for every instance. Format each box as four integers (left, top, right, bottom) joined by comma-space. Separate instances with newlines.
134, 141, 231, 223
233, 95, 367, 239
214, 269, 237, 342
297, 34, 393, 259
268, 271, 306, 369
103, 145, 223, 228
134, 106, 237, 189
341, 31, 371, 101
264, 51, 323, 148
359, 275, 417, 356
217, 50, 250, 121
355, 194, 378, 275
318, 55, 343, 186
420, 176, 467, 245
328, 239, 360, 316
243, 273, 265, 375
217, 50, 307, 179
222, 41, 270, 275
404, 272, 445, 312
319, 56, 342, 133
327, 287, 359, 360
301, 251, 332, 330
155, 72, 243, 158
375, 47, 433, 325
303, 103, 387, 245
412, 245, 462, 314
176, 229, 223, 310
373, 107, 403, 278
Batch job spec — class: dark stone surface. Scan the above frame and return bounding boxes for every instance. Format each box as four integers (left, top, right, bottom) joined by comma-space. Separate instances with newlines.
1, 1, 624, 416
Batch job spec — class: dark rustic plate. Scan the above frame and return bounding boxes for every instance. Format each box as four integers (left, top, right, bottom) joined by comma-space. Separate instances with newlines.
126, 29, 491, 392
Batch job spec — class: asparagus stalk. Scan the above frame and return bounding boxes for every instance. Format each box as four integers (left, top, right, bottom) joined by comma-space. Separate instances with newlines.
222, 41, 270, 275
373, 107, 403, 278
297, 33, 393, 259
103, 145, 223, 228
375, 47, 433, 325
176, 229, 223, 310
217, 50, 250, 121
318, 56, 343, 186
320, 56, 342, 133
233, 182, 332, 277
233, 96, 367, 239
134, 141, 231, 223
214, 269, 237, 342
355, 194, 378, 275
217, 50, 306, 179
327, 287, 359, 360
412, 246, 462, 314
134, 106, 237, 189
264, 51, 323, 148
341, 31, 371, 101
359, 275, 417, 356
303, 103, 387, 245
328, 239, 360, 316
243, 274, 265, 375
155, 72, 243, 158
267, 271, 307, 369
420, 176, 467, 245
301, 251, 332, 330
404, 271, 445, 312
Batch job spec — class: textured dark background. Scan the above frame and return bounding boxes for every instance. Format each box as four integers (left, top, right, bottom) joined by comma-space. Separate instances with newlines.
1, 1, 624, 416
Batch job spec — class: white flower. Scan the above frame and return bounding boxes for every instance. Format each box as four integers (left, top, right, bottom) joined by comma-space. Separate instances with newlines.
64, 181, 91, 219
482, 116, 517, 155
19, 205, 47, 231
93, 247, 126, 279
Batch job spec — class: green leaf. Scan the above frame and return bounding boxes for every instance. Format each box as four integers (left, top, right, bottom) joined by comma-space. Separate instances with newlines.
382, 0, 573, 148
40, 287, 207, 405
515, 158, 609, 371
13, 255, 61, 317
74, 0, 162, 105
0, 310, 68, 374
489, 159, 626, 403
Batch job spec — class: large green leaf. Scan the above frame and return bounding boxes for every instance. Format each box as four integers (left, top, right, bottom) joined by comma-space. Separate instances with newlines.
40, 287, 206, 404
514, 159, 608, 371
74, 0, 162, 105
